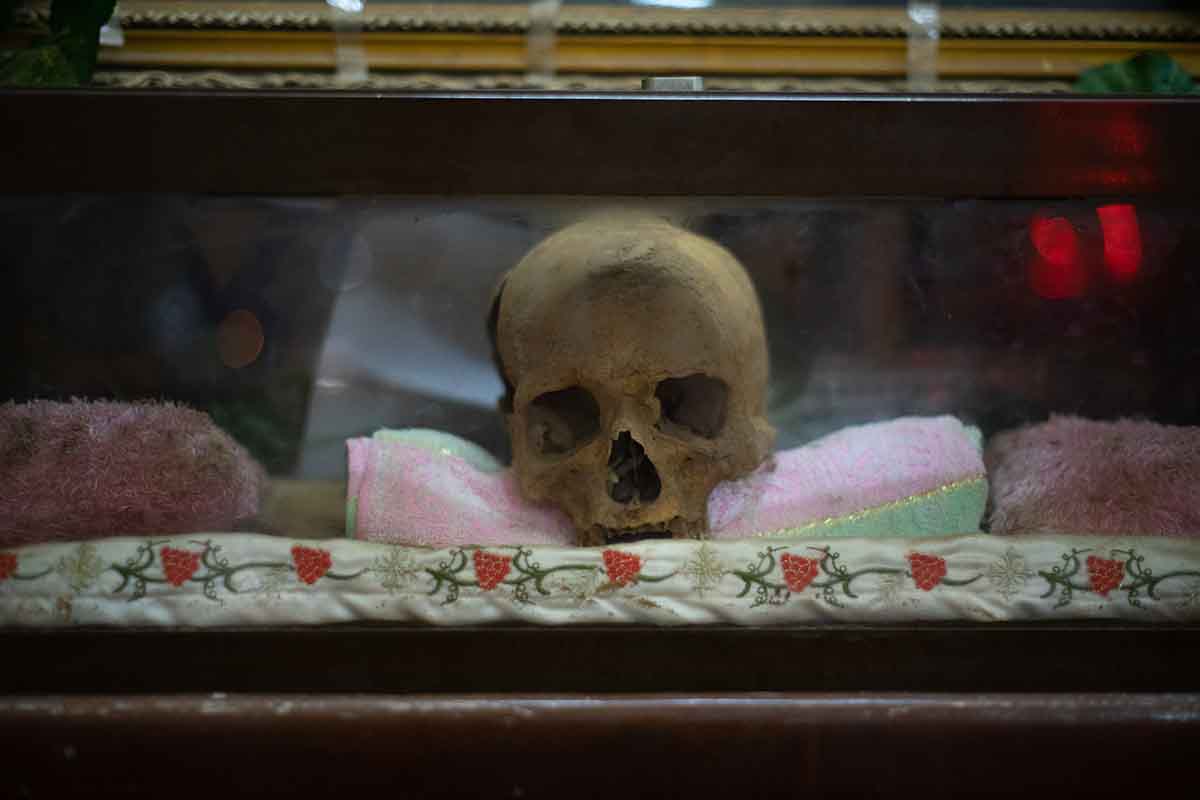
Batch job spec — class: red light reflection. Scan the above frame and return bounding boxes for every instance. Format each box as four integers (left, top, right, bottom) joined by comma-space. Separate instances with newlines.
1097, 204, 1142, 282
1030, 215, 1079, 267
1101, 112, 1148, 159
1029, 214, 1086, 299
217, 309, 264, 369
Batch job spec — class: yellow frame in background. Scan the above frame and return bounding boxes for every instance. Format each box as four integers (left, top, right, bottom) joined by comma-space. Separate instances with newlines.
95, 30, 1200, 77
12, 2, 1198, 78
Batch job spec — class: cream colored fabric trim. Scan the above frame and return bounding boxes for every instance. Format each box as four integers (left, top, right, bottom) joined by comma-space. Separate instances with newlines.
4, 532, 1200, 626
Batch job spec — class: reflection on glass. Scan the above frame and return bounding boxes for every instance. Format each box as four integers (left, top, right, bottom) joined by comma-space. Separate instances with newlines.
2, 194, 1195, 484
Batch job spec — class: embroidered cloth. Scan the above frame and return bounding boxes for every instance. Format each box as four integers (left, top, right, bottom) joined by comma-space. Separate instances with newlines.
3, 532, 1199, 626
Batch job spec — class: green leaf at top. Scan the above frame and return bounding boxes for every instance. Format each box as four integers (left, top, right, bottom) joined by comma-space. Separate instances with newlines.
48, 0, 117, 83
49, 0, 117, 34
0, 44, 79, 87
1075, 51, 1197, 95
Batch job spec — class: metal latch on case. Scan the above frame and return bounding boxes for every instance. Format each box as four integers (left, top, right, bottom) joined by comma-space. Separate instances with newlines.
641, 77, 705, 91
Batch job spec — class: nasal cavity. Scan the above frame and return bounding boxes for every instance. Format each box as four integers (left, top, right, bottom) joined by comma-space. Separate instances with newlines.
607, 431, 662, 505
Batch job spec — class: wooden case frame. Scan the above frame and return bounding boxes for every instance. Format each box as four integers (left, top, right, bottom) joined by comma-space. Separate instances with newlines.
3, 90, 1200, 797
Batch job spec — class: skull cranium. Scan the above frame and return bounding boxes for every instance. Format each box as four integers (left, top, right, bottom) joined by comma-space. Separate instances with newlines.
491, 215, 774, 545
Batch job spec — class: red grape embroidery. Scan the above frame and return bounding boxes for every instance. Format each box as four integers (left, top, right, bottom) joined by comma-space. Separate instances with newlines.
110, 539, 365, 601
602, 550, 642, 587
473, 551, 513, 591
779, 554, 821, 593
907, 553, 948, 591
1038, 547, 1200, 608
291, 546, 334, 585
160, 547, 201, 587
1086, 556, 1125, 597
0, 553, 17, 582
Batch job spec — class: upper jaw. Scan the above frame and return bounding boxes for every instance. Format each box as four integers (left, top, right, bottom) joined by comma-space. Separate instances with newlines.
581, 516, 702, 546
601, 526, 675, 545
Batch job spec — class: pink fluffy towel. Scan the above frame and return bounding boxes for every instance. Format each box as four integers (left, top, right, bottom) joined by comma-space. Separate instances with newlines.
0, 400, 265, 547
986, 415, 1200, 537
349, 416, 985, 548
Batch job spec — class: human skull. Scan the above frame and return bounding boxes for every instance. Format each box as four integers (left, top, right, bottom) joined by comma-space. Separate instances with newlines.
491, 215, 775, 546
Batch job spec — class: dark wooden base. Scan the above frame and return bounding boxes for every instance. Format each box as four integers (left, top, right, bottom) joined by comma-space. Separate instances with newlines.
4, 623, 1200, 694
3, 692, 1197, 797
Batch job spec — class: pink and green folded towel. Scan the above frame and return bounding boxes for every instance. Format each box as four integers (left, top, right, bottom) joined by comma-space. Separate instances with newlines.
347, 416, 989, 547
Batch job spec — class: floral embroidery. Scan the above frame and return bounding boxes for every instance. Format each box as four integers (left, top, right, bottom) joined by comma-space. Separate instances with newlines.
549, 567, 602, 607
0, 551, 54, 584
1086, 555, 1125, 597
55, 543, 106, 592
988, 547, 1033, 601
426, 547, 598, 605
680, 543, 724, 597
876, 573, 919, 609
1109, 548, 1200, 608
292, 546, 333, 585
161, 547, 202, 587
1040, 547, 1200, 608
731, 546, 979, 608
111, 539, 365, 602
473, 551, 512, 591
907, 552, 981, 592
252, 566, 292, 603
370, 547, 420, 595
731, 546, 901, 608
425, 549, 472, 603
0, 553, 16, 582
907, 553, 947, 591
600, 550, 675, 589
779, 554, 820, 593
3, 536, 1200, 623
1178, 581, 1200, 610
731, 546, 792, 607
1041, 548, 1088, 608
602, 551, 641, 587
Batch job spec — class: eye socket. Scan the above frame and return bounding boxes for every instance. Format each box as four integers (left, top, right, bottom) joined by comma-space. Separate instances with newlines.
527, 387, 601, 455
655, 374, 728, 439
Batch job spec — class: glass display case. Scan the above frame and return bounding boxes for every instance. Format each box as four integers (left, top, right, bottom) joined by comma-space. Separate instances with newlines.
2, 89, 1199, 795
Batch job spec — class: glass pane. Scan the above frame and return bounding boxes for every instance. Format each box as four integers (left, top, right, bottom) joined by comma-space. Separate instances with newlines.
4, 193, 1194, 488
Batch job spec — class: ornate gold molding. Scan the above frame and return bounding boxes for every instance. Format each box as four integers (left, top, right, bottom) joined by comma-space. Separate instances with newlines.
18, 3, 1200, 40
88, 29, 1200, 78
13, 3, 1200, 78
